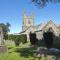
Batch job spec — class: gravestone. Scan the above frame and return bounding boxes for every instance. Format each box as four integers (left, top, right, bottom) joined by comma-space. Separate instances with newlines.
0, 27, 7, 53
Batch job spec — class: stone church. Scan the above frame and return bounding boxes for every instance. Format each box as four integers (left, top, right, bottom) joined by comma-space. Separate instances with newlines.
20, 12, 60, 41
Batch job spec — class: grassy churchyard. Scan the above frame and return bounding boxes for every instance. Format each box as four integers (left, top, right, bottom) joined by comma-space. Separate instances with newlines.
0, 34, 60, 60
0, 41, 58, 60
0, 42, 37, 60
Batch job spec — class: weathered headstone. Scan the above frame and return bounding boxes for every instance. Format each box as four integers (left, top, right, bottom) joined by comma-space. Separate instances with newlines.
0, 27, 7, 53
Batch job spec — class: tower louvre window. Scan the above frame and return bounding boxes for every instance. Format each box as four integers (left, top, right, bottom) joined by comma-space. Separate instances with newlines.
22, 12, 34, 31
28, 20, 31, 24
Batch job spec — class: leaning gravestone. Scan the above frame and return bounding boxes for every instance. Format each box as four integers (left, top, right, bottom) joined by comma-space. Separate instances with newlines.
0, 27, 7, 53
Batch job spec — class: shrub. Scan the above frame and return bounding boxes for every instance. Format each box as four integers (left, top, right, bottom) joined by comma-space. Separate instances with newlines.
19, 34, 27, 44
43, 32, 54, 48
53, 40, 60, 49
37, 39, 45, 46
29, 32, 38, 45
15, 34, 27, 46
14, 36, 21, 46
8, 34, 27, 46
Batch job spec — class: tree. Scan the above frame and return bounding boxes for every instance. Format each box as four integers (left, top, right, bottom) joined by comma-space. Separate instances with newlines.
32, 0, 60, 8
8, 34, 27, 46
29, 32, 38, 45
0, 23, 10, 40
43, 31, 54, 48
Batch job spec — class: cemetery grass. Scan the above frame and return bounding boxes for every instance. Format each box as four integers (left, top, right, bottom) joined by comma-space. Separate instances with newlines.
0, 43, 37, 60
0, 41, 59, 60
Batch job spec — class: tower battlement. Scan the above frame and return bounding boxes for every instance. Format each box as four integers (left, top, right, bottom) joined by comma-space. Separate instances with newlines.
22, 12, 34, 31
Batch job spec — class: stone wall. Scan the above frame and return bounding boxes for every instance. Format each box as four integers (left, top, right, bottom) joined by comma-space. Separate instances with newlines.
36, 31, 43, 40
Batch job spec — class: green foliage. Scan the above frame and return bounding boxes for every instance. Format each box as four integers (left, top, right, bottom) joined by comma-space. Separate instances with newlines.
43, 32, 54, 48
53, 40, 60, 49
29, 32, 38, 45
32, 0, 60, 8
8, 34, 27, 46
0, 23, 10, 40
0, 43, 56, 60
37, 40, 45, 47
19, 34, 27, 44
14, 36, 21, 46
15, 35, 27, 46
8, 34, 16, 40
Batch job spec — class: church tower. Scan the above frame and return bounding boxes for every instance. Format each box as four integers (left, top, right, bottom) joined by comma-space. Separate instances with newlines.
22, 12, 34, 31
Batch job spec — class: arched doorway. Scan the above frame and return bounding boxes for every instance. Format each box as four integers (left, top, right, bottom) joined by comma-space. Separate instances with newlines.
43, 27, 54, 48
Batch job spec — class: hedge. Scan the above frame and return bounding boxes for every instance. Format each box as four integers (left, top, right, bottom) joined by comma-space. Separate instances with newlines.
8, 34, 27, 46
